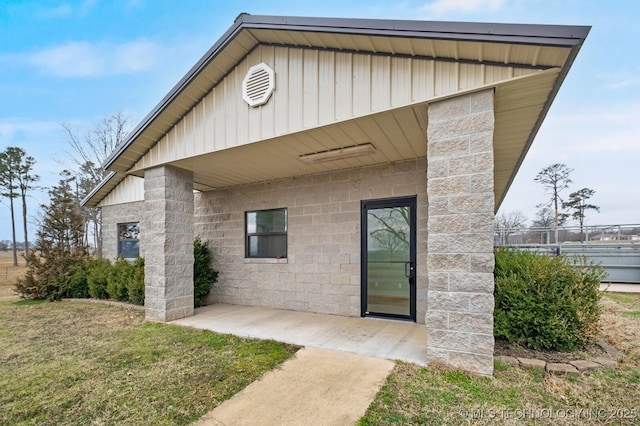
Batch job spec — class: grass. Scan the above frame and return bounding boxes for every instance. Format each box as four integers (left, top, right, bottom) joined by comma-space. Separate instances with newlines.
0, 300, 299, 425
360, 293, 640, 425
3, 251, 639, 424
359, 362, 640, 425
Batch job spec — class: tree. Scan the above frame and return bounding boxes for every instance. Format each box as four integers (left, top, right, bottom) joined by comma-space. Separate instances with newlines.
61, 112, 130, 255
0, 148, 21, 266
369, 207, 410, 257
0, 147, 39, 266
531, 206, 555, 228
495, 210, 527, 245
534, 163, 573, 243
14, 149, 38, 263
15, 170, 88, 300
564, 188, 600, 241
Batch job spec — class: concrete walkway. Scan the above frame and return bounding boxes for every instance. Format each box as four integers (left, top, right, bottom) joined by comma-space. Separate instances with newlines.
172, 305, 415, 425
192, 347, 394, 426
600, 283, 640, 293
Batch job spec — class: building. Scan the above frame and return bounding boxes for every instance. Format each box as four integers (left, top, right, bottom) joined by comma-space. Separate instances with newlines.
83, 14, 589, 375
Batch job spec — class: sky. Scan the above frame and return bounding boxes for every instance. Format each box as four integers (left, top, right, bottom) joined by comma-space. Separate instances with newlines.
0, 0, 639, 241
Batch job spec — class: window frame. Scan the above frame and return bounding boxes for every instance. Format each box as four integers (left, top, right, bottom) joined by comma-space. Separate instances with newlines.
117, 222, 140, 259
245, 208, 288, 259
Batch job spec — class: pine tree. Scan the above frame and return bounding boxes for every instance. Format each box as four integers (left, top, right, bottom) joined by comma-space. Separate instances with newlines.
15, 171, 88, 300
0, 147, 39, 266
0, 148, 21, 266
564, 188, 600, 242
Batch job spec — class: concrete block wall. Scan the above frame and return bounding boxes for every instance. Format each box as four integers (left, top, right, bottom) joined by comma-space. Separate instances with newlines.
101, 201, 144, 261
195, 159, 428, 321
143, 166, 195, 322
425, 89, 496, 375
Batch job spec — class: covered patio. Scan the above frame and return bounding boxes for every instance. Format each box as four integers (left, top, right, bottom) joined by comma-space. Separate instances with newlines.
171, 304, 428, 365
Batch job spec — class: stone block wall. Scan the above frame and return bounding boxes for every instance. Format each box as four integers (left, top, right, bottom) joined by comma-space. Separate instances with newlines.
425, 89, 496, 375
195, 159, 428, 320
101, 201, 144, 261
143, 166, 195, 322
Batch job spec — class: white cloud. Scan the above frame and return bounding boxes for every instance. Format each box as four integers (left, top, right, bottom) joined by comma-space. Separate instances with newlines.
35, 0, 97, 18
419, 0, 506, 16
37, 4, 73, 18
603, 76, 640, 91
26, 40, 161, 77
535, 100, 640, 156
0, 120, 60, 144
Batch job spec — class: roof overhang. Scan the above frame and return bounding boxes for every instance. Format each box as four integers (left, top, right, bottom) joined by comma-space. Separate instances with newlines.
84, 14, 590, 208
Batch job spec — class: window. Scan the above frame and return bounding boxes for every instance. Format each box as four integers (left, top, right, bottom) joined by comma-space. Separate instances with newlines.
118, 222, 140, 258
246, 208, 287, 258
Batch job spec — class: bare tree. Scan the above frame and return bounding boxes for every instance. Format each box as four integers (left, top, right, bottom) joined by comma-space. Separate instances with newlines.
369, 207, 410, 257
495, 210, 527, 245
564, 188, 600, 242
531, 206, 554, 228
61, 112, 130, 256
535, 163, 572, 243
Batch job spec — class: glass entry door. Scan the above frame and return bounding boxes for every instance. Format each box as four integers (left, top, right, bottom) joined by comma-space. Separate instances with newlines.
361, 196, 416, 321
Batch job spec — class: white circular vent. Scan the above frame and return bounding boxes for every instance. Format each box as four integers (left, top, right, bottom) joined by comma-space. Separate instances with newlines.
242, 62, 275, 107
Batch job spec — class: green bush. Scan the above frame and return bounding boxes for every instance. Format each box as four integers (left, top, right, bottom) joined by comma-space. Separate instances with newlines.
194, 237, 218, 308
64, 262, 90, 298
106, 256, 134, 301
15, 253, 88, 301
127, 257, 145, 306
494, 248, 606, 351
87, 258, 111, 299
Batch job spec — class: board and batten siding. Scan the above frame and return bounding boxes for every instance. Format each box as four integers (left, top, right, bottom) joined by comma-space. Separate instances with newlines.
131, 45, 540, 172
98, 176, 144, 207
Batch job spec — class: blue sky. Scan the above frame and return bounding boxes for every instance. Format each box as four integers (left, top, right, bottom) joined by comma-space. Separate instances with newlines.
1, 0, 639, 241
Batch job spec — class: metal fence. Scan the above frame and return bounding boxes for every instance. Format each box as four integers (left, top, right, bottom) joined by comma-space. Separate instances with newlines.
495, 224, 640, 284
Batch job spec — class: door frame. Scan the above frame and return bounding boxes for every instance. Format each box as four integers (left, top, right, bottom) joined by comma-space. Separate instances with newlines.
360, 196, 417, 321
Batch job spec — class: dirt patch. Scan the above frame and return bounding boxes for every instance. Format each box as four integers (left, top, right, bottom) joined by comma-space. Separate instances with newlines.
494, 293, 640, 366
494, 339, 607, 363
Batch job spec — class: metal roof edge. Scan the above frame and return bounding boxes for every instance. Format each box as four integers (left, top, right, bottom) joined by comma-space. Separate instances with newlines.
239, 14, 591, 45
81, 171, 117, 207
494, 30, 589, 211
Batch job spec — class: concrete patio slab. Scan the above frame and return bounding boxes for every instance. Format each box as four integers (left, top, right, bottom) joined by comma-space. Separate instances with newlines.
171, 304, 428, 365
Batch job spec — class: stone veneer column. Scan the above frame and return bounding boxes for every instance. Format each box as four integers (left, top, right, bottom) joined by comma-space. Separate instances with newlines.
425, 89, 496, 375
143, 165, 194, 322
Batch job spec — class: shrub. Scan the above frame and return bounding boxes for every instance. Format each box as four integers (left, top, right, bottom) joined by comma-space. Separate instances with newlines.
87, 258, 111, 299
494, 248, 606, 351
194, 237, 218, 308
14, 172, 89, 301
127, 257, 145, 306
15, 252, 87, 301
64, 262, 90, 298
106, 256, 134, 301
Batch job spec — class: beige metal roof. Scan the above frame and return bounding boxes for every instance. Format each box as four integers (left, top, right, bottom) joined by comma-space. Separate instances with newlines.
84, 14, 589, 208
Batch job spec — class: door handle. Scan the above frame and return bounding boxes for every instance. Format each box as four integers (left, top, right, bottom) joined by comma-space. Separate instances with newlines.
404, 262, 415, 278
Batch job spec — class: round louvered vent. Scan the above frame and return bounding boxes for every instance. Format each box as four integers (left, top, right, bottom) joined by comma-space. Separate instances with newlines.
242, 62, 275, 107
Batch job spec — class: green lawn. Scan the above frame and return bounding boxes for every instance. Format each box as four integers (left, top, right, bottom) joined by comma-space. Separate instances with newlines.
2, 293, 638, 425
360, 293, 640, 425
0, 300, 299, 425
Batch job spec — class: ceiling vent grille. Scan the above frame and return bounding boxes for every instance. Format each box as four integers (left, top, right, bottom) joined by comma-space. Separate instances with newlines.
242, 63, 275, 107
